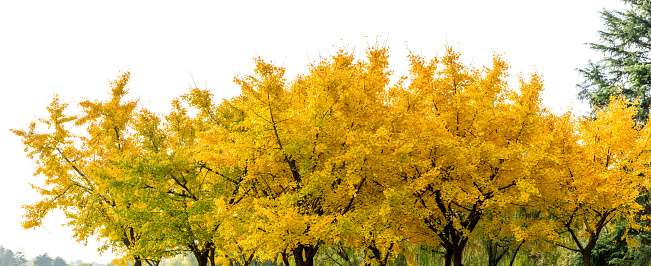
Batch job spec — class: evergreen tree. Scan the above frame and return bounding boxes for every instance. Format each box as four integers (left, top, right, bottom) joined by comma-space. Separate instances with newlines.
578, 0, 651, 123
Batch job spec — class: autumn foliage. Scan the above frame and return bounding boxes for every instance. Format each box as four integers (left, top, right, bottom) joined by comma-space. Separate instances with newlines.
13, 45, 651, 266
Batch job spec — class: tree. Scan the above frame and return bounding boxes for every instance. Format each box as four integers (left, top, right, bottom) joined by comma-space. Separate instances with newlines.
529, 96, 651, 266
14, 250, 27, 266
217, 45, 395, 266
1, 247, 17, 266
578, 0, 651, 123
0, 247, 27, 266
53, 257, 67, 266
578, 1, 651, 264
33, 254, 54, 266
12, 72, 163, 266
116, 93, 248, 266
13, 71, 255, 266
384, 46, 573, 266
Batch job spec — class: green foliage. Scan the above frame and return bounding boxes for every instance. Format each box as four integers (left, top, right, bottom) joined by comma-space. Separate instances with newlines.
578, 0, 651, 123
33, 254, 54, 266
0, 247, 16, 266
588, 221, 651, 266
52, 257, 67, 266
0, 247, 27, 266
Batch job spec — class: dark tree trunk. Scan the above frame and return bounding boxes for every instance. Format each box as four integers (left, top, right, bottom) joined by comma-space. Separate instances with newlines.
191, 243, 212, 266
292, 244, 319, 266
281, 251, 291, 266
189, 241, 216, 266
242, 252, 255, 266
582, 251, 592, 266
444, 245, 453, 266
133, 256, 142, 266
487, 238, 519, 266
368, 243, 393, 266
438, 224, 471, 266
429, 190, 483, 266
192, 250, 209, 266
452, 249, 464, 266
209, 248, 216, 266
487, 241, 500, 266
144, 259, 160, 266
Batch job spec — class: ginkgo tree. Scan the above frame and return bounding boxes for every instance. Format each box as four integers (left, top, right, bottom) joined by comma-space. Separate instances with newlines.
525, 96, 651, 266
201, 45, 398, 266
107, 88, 261, 266
12, 72, 164, 266
383, 47, 593, 266
14, 72, 257, 266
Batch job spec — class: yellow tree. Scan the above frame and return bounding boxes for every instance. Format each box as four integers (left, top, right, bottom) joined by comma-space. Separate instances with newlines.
14, 72, 254, 266
385, 47, 571, 266
12, 72, 163, 266
113, 87, 259, 266
205, 45, 396, 266
532, 96, 651, 266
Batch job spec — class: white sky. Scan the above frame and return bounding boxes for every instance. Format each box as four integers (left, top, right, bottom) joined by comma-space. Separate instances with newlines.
0, 0, 628, 264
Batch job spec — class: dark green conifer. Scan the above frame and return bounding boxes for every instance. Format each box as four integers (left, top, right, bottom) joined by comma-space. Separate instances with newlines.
578, 0, 651, 123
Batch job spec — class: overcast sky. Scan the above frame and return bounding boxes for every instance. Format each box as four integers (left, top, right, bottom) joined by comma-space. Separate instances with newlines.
0, 0, 628, 264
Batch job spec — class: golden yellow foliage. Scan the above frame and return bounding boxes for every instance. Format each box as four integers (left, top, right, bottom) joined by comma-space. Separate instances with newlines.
14, 44, 651, 266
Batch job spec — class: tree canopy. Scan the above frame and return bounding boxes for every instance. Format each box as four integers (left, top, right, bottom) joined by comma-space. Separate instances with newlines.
14, 43, 651, 266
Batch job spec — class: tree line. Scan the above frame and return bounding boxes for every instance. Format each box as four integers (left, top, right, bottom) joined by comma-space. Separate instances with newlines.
13, 1, 651, 265
0, 246, 94, 266
0, 247, 27, 266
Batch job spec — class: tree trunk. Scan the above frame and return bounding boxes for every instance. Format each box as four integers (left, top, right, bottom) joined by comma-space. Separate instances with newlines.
368, 244, 392, 266
487, 238, 517, 266
209, 248, 216, 266
242, 252, 255, 266
133, 256, 142, 266
487, 241, 499, 266
190, 242, 214, 266
144, 259, 160, 266
452, 248, 464, 266
192, 249, 210, 266
444, 245, 453, 266
582, 250, 591, 266
281, 251, 291, 266
292, 244, 319, 266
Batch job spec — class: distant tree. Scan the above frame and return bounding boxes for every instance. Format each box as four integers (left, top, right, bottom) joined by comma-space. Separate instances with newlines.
14, 251, 27, 266
52, 257, 66, 266
0, 247, 7, 266
0, 247, 5, 266
33, 254, 53, 266
1, 247, 18, 266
